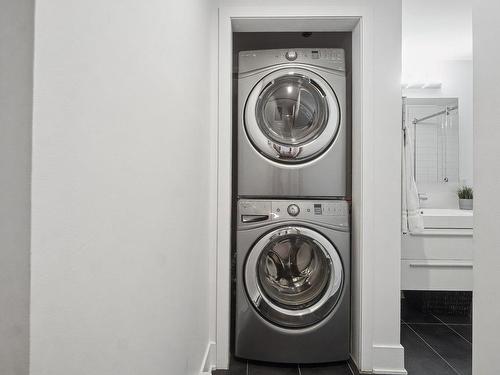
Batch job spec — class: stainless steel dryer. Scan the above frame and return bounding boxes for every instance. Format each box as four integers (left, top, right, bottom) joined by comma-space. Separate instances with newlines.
235, 199, 350, 363
237, 48, 347, 197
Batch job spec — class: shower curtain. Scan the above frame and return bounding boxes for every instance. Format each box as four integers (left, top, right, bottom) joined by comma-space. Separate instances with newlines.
402, 121, 424, 234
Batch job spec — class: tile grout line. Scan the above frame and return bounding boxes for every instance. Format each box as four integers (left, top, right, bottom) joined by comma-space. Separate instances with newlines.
404, 322, 463, 375
431, 314, 472, 345
347, 360, 355, 375
403, 321, 472, 326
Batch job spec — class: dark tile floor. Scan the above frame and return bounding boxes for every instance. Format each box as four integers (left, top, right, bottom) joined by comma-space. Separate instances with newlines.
212, 356, 354, 375
401, 299, 472, 375
214, 300, 472, 375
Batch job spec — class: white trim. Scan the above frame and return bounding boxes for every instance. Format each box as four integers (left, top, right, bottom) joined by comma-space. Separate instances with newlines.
216, 7, 368, 370
372, 370, 408, 375
231, 16, 361, 32
215, 6, 233, 369
371, 344, 407, 375
350, 14, 373, 372
410, 228, 473, 236
199, 341, 216, 375
214, 4, 403, 373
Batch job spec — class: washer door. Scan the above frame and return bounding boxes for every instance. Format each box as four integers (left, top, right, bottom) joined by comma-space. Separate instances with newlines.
245, 226, 344, 328
244, 68, 340, 164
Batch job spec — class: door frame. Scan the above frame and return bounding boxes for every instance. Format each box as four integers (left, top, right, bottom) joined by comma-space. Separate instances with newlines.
211, 5, 405, 374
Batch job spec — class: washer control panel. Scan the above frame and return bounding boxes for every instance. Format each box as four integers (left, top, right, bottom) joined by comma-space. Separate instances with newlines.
238, 199, 349, 228
272, 201, 348, 218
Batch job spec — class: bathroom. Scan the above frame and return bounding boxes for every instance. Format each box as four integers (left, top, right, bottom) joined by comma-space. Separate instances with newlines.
401, 1, 474, 374
1, 1, 499, 375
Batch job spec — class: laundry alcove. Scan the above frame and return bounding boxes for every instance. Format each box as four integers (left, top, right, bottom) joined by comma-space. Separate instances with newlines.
209, 4, 404, 374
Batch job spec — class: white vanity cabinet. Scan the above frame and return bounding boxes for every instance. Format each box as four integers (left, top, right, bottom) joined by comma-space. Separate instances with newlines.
401, 209, 473, 291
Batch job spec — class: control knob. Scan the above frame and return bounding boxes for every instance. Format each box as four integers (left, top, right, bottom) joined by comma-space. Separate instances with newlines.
287, 204, 300, 216
285, 50, 297, 61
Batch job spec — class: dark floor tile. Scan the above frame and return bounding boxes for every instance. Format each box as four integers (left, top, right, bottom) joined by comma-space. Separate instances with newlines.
248, 361, 298, 375
433, 313, 472, 325
213, 370, 230, 375
300, 362, 351, 375
401, 324, 456, 375
409, 323, 472, 375
401, 301, 440, 324
229, 356, 248, 375
449, 324, 472, 343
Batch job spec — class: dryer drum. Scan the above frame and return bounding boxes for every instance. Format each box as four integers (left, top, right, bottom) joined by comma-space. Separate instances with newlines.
255, 75, 328, 147
244, 67, 341, 164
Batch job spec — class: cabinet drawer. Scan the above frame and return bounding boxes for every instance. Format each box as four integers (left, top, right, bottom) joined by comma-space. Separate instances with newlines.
401, 260, 473, 291
401, 233, 473, 260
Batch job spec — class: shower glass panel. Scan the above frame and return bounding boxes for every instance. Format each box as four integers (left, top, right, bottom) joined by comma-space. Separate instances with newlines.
404, 98, 459, 187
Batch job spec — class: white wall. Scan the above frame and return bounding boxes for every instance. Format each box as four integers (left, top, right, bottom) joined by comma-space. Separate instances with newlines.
0, 0, 33, 374
472, 1, 500, 373
216, 1, 404, 373
402, 0, 473, 209
369, 3, 405, 373
402, 0, 472, 64
31, 1, 214, 374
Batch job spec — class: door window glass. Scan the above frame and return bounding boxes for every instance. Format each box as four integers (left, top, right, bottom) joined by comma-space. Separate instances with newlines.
255, 75, 329, 146
257, 233, 331, 310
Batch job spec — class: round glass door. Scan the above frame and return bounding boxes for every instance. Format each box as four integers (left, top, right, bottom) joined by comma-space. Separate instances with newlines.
255, 75, 328, 146
258, 233, 330, 309
245, 226, 344, 328
244, 68, 340, 164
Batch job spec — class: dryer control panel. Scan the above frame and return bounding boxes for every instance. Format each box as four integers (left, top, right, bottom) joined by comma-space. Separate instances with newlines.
238, 199, 349, 229
239, 48, 345, 74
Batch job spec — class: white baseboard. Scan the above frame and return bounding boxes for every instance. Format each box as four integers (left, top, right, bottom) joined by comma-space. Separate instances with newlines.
371, 344, 407, 375
200, 341, 216, 375
372, 370, 408, 375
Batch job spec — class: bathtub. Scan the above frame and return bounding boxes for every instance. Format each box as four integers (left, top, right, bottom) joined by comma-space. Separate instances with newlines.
401, 208, 473, 291
419, 208, 473, 230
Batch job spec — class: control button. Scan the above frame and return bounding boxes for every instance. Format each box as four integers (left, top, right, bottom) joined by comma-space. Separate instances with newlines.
285, 50, 297, 61
324, 204, 337, 216
314, 204, 322, 215
287, 204, 300, 216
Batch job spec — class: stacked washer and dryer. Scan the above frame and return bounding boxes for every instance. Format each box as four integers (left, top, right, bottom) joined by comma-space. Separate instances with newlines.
234, 48, 350, 364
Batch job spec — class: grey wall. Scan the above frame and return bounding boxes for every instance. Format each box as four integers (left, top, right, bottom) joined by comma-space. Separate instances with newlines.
0, 0, 34, 374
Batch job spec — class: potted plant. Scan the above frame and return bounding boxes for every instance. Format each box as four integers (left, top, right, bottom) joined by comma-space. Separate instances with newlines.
457, 186, 473, 210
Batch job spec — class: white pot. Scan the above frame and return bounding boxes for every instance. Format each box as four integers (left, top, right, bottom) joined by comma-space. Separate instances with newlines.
459, 199, 473, 210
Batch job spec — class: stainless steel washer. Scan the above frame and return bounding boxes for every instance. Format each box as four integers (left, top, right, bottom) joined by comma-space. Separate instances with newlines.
237, 48, 347, 197
235, 199, 350, 364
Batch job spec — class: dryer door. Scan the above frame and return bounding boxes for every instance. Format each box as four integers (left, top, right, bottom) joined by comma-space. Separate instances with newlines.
245, 226, 344, 328
244, 68, 340, 164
